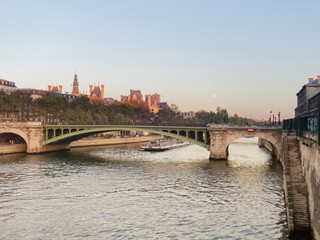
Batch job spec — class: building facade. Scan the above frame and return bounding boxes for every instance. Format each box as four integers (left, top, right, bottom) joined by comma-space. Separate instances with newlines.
48, 85, 63, 93
295, 76, 320, 117
0, 79, 17, 93
181, 111, 196, 118
89, 84, 104, 101
145, 94, 160, 113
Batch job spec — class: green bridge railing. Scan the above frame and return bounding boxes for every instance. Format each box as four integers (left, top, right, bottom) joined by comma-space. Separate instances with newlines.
282, 114, 320, 145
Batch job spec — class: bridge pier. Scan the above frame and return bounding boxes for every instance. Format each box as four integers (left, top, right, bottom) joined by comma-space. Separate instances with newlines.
209, 130, 228, 160
0, 122, 70, 154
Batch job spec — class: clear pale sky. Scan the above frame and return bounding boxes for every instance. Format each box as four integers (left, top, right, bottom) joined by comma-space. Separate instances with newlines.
1, 0, 319, 120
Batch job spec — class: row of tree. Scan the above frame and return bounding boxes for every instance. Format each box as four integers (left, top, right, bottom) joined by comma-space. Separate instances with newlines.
0, 90, 258, 125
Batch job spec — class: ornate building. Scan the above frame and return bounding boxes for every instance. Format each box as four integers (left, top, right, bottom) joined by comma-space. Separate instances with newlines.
48, 85, 62, 93
120, 90, 168, 113
145, 94, 160, 113
72, 73, 80, 95
121, 89, 144, 103
89, 84, 104, 101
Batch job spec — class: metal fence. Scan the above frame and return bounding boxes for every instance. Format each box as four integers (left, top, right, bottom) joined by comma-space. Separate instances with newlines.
283, 114, 320, 145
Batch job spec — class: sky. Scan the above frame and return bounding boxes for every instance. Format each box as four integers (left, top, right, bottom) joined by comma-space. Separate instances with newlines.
1, 0, 320, 120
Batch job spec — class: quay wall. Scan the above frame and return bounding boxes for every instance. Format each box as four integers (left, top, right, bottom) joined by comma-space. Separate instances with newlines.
70, 135, 162, 148
0, 144, 27, 154
0, 136, 162, 155
258, 138, 274, 155
299, 138, 320, 240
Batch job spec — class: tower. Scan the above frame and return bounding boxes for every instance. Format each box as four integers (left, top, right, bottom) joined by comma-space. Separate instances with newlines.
72, 73, 79, 95
101, 84, 104, 99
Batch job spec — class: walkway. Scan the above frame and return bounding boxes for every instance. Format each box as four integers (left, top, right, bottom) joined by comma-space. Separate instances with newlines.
282, 136, 312, 239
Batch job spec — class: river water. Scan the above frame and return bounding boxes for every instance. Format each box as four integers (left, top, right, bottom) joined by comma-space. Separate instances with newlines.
0, 138, 287, 239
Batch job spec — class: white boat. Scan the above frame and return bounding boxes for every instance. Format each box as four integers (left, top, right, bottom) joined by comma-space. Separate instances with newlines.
140, 138, 189, 151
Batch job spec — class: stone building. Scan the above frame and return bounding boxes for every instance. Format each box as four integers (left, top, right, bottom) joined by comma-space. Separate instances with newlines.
121, 89, 169, 113
48, 84, 63, 93
145, 94, 160, 113
295, 76, 320, 117
89, 84, 104, 101
121, 89, 144, 103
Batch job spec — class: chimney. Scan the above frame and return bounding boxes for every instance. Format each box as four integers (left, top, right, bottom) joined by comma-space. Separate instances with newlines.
59, 85, 63, 93
101, 84, 104, 99
317, 76, 320, 84
89, 85, 93, 95
308, 78, 314, 83
48, 85, 52, 91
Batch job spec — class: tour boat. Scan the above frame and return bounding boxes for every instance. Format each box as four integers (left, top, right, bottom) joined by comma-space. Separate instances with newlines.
140, 138, 189, 151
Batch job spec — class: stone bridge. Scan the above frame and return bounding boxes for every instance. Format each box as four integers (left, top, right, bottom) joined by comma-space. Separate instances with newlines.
208, 124, 283, 160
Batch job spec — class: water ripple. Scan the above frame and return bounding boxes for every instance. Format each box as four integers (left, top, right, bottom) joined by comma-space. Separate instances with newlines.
0, 141, 287, 239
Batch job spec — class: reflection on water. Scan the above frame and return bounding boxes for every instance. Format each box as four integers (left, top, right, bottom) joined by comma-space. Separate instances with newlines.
0, 139, 287, 239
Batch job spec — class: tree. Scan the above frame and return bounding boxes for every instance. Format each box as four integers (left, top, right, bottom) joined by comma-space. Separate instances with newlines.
70, 96, 92, 112
35, 94, 69, 122
170, 104, 180, 113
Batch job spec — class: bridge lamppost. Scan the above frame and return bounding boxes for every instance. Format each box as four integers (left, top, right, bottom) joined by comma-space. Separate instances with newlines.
273, 114, 275, 125
278, 112, 281, 125
270, 111, 272, 125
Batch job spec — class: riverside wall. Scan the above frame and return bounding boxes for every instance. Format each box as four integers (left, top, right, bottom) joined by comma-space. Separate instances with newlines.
258, 138, 274, 155
299, 137, 320, 240
0, 144, 27, 154
0, 135, 162, 155
70, 135, 162, 148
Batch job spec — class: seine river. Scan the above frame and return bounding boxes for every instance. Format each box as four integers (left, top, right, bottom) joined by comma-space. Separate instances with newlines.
0, 138, 288, 239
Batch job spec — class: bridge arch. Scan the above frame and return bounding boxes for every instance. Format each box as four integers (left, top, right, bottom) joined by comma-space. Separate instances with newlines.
209, 127, 282, 160
226, 137, 277, 159
0, 129, 28, 154
43, 125, 210, 150
0, 129, 28, 145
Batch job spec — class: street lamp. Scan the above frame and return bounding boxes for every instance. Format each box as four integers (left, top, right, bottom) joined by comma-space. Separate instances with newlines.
278, 112, 281, 125
270, 111, 272, 125
273, 114, 275, 125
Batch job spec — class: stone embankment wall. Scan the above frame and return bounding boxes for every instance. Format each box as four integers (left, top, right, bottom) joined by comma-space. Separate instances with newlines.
0, 136, 162, 155
70, 135, 162, 148
0, 144, 27, 154
258, 138, 274, 156
299, 138, 320, 240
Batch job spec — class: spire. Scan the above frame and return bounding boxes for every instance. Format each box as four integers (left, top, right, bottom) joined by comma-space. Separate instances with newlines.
72, 72, 80, 95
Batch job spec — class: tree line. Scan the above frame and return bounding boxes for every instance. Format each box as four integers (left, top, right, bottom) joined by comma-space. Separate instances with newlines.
0, 90, 259, 125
